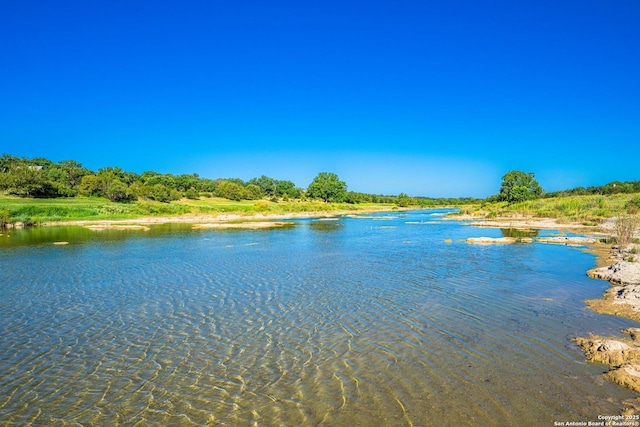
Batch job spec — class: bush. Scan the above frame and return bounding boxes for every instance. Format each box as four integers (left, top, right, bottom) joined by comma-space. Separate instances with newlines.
106, 180, 135, 203
0, 208, 10, 227
185, 187, 199, 200
626, 197, 640, 214
255, 200, 270, 211
149, 184, 173, 203
615, 215, 639, 248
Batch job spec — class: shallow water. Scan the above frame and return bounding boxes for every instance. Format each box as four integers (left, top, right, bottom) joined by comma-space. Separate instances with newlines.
0, 210, 637, 426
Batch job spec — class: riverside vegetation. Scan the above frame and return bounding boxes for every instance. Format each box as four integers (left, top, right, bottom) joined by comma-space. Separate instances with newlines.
0, 154, 477, 226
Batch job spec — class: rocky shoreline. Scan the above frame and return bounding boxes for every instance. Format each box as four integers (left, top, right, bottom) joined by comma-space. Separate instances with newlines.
577, 240, 640, 412
35, 207, 400, 230
465, 236, 599, 245
465, 214, 640, 412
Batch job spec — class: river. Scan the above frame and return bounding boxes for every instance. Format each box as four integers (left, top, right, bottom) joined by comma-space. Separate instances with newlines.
0, 210, 636, 426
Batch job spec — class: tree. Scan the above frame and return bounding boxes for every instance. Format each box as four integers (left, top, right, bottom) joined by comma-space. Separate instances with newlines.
79, 175, 107, 197
0, 159, 59, 197
344, 191, 363, 204
216, 180, 244, 201
106, 179, 135, 202
497, 171, 543, 204
275, 180, 301, 199
243, 184, 262, 200
0, 154, 18, 173
249, 175, 277, 197
396, 193, 411, 207
44, 160, 90, 196
149, 184, 175, 203
185, 187, 200, 200
58, 160, 89, 189
307, 172, 347, 202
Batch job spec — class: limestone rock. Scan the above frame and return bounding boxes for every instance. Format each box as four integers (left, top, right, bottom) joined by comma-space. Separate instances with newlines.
588, 261, 640, 286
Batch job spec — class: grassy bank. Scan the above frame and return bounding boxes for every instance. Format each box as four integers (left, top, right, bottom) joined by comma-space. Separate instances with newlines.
455, 193, 640, 225
0, 195, 399, 225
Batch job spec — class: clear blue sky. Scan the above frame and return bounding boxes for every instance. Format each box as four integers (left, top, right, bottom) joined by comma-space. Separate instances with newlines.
1, 1, 639, 197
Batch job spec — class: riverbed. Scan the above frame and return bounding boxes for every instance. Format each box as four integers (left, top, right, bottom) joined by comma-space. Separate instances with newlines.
0, 210, 636, 425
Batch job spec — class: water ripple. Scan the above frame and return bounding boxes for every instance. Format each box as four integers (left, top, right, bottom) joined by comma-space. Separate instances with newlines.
0, 213, 637, 425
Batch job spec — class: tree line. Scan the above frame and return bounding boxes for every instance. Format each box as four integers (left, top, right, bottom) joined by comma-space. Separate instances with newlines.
491, 170, 640, 204
0, 154, 316, 202
0, 154, 473, 206
545, 181, 640, 198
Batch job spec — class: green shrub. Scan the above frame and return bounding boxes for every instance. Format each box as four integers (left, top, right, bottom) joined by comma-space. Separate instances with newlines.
106, 180, 135, 203
0, 208, 10, 227
254, 200, 270, 211
185, 187, 199, 200
626, 197, 640, 214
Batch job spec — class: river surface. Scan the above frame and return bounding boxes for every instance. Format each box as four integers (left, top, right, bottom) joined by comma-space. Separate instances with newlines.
0, 210, 637, 426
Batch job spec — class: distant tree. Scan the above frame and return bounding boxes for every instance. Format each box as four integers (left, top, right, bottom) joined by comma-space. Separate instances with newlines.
58, 160, 89, 188
243, 184, 263, 200
185, 187, 199, 200
149, 184, 173, 203
216, 180, 244, 201
307, 172, 347, 202
250, 175, 277, 197
396, 193, 411, 207
497, 171, 543, 204
106, 179, 135, 202
344, 191, 364, 204
128, 181, 148, 199
0, 159, 59, 197
98, 167, 134, 185
79, 175, 107, 197
278, 180, 301, 199
173, 174, 199, 192
0, 154, 19, 173
199, 178, 219, 193
144, 173, 177, 189
44, 160, 90, 196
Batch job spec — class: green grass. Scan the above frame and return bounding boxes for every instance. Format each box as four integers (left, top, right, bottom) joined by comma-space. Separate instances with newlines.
5, 193, 638, 226
0, 196, 194, 223
0, 195, 397, 224
455, 193, 640, 225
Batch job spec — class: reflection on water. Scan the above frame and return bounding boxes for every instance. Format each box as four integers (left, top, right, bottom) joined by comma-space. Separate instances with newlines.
501, 228, 540, 238
0, 210, 637, 426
